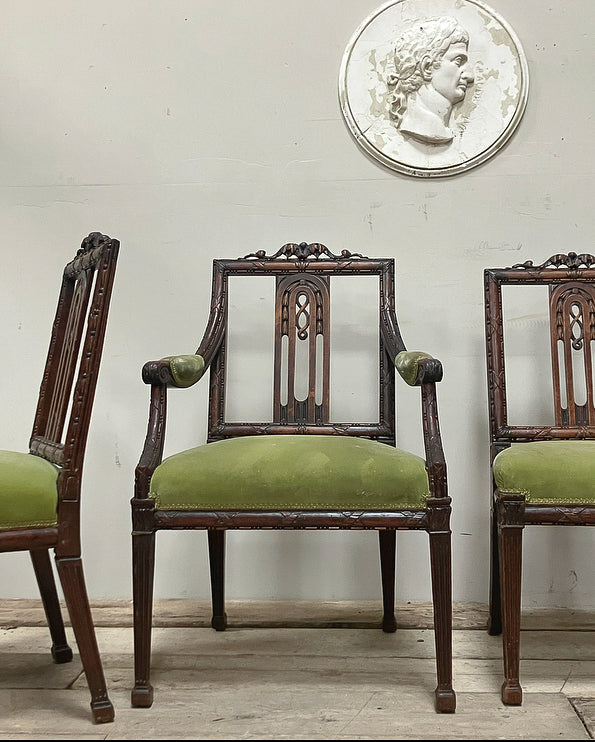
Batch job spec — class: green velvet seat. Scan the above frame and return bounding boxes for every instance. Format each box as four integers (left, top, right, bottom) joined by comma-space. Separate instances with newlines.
0, 450, 58, 529
493, 440, 595, 506
150, 435, 430, 511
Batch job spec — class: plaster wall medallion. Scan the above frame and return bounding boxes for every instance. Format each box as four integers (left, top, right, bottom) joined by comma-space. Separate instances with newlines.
339, 0, 529, 177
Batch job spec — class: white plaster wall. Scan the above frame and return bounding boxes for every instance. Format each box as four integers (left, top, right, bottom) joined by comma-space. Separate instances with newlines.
0, 0, 593, 608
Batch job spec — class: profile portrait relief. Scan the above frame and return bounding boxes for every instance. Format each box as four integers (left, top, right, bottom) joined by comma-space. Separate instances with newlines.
339, 0, 529, 177
386, 16, 475, 145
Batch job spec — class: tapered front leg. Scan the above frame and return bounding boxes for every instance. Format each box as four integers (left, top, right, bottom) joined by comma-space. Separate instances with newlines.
429, 528, 456, 713
30, 549, 73, 663
208, 529, 227, 631
56, 556, 114, 723
378, 530, 396, 633
131, 529, 156, 707
488, 494, 502, 635
427, 496, 455, 713
498, 494, 525, 706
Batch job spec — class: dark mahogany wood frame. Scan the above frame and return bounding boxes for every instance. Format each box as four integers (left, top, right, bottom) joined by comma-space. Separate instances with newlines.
131, 242, 455, 712
0, 232, 119, 723
485, 252, 595, 706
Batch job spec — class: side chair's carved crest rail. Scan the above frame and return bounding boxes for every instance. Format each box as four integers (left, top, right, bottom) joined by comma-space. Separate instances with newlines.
511, 252, 595, 271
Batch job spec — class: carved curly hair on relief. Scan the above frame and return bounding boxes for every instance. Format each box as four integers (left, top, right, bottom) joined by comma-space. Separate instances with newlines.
386, 16, 469, 126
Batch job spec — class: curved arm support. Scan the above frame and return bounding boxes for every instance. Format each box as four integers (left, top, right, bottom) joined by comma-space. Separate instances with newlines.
135, 383, 168, 499
395, 350, 443, 386
394, 349, 447, 500
141, 263, 226, 388
380, 305, 406, 360
421, 382, 448, 500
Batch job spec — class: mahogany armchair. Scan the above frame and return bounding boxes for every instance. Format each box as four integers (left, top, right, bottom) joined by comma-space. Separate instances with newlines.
0, 232, 119, 723
131, 242, 455, 712
485, 252, 595, 705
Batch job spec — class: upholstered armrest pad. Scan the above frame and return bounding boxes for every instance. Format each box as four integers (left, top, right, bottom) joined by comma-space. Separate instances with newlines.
142, 354, 206, 387
162, 354, 206, 387
395, 351, 443, 386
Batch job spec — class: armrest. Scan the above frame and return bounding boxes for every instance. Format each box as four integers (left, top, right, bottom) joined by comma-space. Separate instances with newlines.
135, 354, 207, 499
141, 354, 206, 388
395, 351, 443, 386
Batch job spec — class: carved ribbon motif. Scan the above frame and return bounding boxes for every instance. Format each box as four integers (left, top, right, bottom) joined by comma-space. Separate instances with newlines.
512, 252, 595, 270
243, 242, 366, 260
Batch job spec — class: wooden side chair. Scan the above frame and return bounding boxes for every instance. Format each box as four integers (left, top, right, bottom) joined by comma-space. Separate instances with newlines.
0, 232, 119, 723
484, 251, 595, 705
131, 242, 455, 713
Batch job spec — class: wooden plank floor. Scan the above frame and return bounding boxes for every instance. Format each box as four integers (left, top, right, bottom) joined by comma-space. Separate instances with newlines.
0, 600, 593, 740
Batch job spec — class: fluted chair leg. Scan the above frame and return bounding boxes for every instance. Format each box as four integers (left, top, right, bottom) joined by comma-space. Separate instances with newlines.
429, 529, 456, 713
208, 529, 227, 631
56, 556, 114, 723
132, 530, 156, 708
488, 500, 502, 635
498, 499, 524, 706
378, 530, 397, 633
30, 549, 73, 663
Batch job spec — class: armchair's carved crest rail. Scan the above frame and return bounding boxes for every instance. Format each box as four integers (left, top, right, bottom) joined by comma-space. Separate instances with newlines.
242, 242, 366, 261
511, 252, 595, 270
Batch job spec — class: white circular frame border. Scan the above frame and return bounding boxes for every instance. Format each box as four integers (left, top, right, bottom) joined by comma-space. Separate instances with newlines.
338, 0, 529, 178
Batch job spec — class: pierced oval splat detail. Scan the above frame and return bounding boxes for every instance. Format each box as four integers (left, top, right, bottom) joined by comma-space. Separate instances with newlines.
295, 293, 310, 340
274, 275, 330, 425
550, 283, 595, 426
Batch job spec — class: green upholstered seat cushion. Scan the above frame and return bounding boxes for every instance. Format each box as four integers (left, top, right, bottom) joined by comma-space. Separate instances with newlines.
0, 450, 58, 529
150, 435, 430, 511
493, 440, 595, 505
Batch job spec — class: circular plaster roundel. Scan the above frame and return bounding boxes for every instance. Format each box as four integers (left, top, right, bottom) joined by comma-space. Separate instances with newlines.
338, 0, 529, 177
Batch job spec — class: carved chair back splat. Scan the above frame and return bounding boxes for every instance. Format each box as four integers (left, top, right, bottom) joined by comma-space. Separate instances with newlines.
132, 242, 455, 713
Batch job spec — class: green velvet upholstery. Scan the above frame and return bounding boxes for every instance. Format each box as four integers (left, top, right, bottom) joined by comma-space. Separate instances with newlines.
162, 354, 206, 388
493, 440, 595, 505
0, 450, 58, 529
150, 435, 430, 511
395, 351, 433, 386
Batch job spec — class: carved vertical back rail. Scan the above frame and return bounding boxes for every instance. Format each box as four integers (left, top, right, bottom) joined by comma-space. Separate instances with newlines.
549, 282, 595, 426
30, 233, 119, 467
484, 270, 507, 444
44, 272, 91, 445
